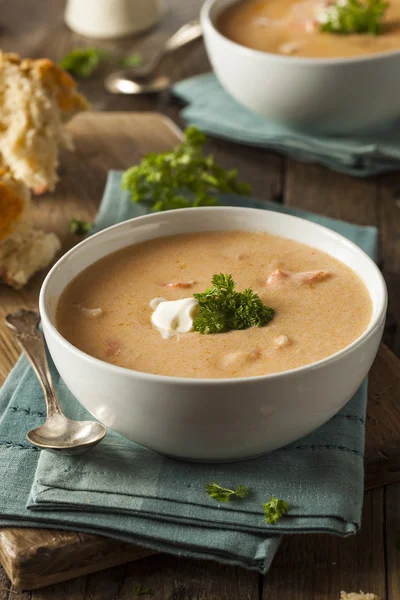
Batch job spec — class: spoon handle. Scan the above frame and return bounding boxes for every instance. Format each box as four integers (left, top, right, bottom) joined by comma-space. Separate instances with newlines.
164, 19, 203, 54
5, 310, 64, 419
137, 19, 202, 77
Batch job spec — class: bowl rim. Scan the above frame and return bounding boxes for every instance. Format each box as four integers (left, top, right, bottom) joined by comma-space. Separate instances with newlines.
201, 0, 400, 66
40, 206, 387, 387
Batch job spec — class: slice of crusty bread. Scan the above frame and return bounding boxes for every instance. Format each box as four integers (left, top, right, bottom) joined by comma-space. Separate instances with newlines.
0, 169, 60, 289
0, 51, 88, 193
340, 592, 381, 600
0, 166, 30, 241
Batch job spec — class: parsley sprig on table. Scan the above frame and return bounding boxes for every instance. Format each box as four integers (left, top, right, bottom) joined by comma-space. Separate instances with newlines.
59, 48, 110, 77
193, 274, 274, 335
59, 49, 142, 77
319, 0, 388, 35
121, 127, 251, 212
263, 497, 289, 524
205, 482, 250, 502
133, 584, 154, 596
69, 218, 92, 235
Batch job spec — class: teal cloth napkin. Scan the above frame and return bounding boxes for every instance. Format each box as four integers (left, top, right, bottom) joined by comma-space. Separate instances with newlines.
172, 73, 400, 177
0, 171, 377, 573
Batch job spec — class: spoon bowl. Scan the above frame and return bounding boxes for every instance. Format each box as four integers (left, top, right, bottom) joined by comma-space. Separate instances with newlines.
5, 309, 107, 455
105, 72, 170, 95
27, 417, 106, 454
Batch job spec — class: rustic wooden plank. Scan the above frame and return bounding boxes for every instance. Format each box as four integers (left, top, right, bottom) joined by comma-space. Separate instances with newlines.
0, 567, 13, 600
262, 489, 386, 600
30, 577, 86, 600
385, 483, 400, 600
121, 554, 259, 600
378, 174, 400, 357
81, 564, 128, 600
284, 160, 378, 225
364, 344, 400, 489
378, 174, 400, 275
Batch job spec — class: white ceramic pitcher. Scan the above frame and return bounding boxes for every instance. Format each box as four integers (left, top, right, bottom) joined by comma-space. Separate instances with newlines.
65, 0, 165, 39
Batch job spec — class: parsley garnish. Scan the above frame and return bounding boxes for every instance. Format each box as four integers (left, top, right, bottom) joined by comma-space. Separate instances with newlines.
59, 48, 110, 77
134, 584, 154, 596
319, 0, 388, 35
205, 482, 250, 502
118, 53, 142, 67
121, 127, 251, 212
59, 49, 142, 77
69, 218, 92, 235
193, 274, 274, 334
263, 497, 289, 524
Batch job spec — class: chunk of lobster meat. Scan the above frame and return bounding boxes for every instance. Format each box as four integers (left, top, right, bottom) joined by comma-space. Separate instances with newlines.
279, 41, 302, 55
163, 281, 196, 289
274, 335, 291, 349
75, 305, 103, 319
105, 339, 121, 358
293, 270, 330, 284
220, 348, 262, 372
266, 269, 330, 287
287, 18, 317, 32
266, 269, 290, 286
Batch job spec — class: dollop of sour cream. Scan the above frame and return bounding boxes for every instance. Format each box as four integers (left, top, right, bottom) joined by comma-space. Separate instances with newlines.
150, 297, 199, 338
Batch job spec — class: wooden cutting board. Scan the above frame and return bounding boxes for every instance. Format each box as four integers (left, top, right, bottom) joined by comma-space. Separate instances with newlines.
0, 112, 399, 590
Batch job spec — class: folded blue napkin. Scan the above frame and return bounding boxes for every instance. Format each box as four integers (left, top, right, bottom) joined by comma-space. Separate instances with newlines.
0, 172, 377, 573
172, 73, 400, 177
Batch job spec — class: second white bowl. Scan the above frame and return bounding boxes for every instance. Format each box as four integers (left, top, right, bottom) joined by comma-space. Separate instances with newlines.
201, 0, 400, 134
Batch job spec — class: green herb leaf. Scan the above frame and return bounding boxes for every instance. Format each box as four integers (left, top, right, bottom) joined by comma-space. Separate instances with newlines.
319, 0, 388, 35
118, 52, 142, 67
69, 218, 92, 235
121, 127, 251, 212
59, 48, 110, 77
193, 274, 274, 335
263, 497, 289, 524
205, 482, 250, 502
134, 584, 154, 596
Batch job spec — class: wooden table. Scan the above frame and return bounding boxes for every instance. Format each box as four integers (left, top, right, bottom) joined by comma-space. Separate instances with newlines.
1, 1, 399, 598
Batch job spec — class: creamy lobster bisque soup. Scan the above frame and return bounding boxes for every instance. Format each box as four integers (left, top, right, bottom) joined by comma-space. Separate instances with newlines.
218, 0, 400, 59
56, 231, 372, 379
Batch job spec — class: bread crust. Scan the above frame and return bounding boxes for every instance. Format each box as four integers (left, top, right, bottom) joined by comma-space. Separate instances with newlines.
0, 170, 61, 289
0, 51, 88, 192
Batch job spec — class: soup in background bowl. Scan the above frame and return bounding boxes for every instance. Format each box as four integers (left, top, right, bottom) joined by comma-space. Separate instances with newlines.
40, 207, 386, 461
218, 0, 400, 59
201, 0, 400, 134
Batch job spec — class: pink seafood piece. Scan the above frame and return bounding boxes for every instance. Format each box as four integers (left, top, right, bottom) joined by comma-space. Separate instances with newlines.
266, 269, 290, 286
287, 18, 317, 32
33, 184, 48, 195
286, 0, 327, 32
220, 348, 262, 372
163, 281, 196, 288
105, 339, 121, 358
294, 270, 330, 284
267, 269, 330, 287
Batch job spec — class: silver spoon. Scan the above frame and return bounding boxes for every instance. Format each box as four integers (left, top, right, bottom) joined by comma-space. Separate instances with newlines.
105, 19, 203, 95
5, 309, 107, 454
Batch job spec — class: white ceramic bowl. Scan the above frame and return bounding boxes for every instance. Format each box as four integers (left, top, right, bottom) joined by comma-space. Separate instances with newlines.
201, 0, 400, 134
40, 207, 386, 461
